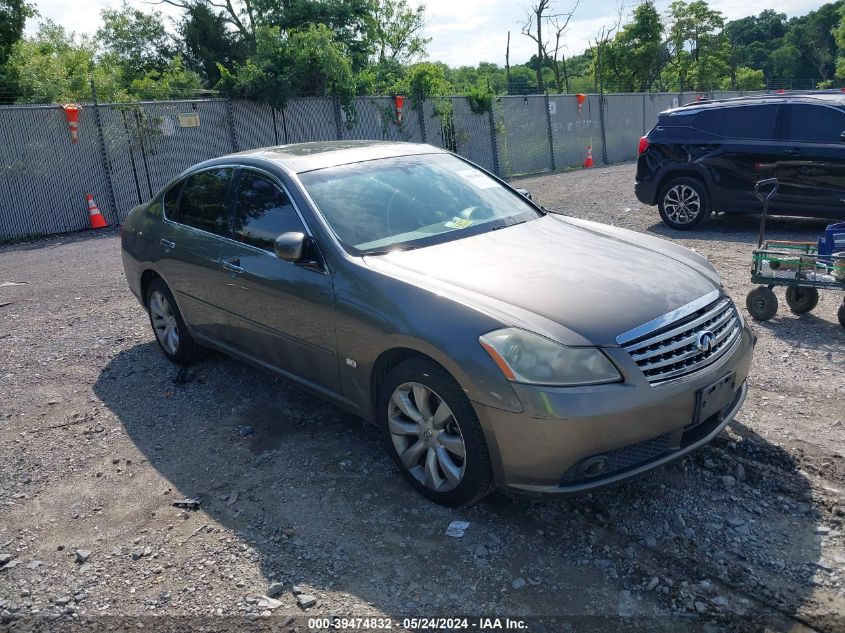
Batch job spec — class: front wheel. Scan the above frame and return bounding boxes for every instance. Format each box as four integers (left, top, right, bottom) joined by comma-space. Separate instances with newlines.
658, 177, 711, 230
785, 286, 819, 314
838, 301, 845, 329
378, 358, 493, 507
746, 286, 778, 321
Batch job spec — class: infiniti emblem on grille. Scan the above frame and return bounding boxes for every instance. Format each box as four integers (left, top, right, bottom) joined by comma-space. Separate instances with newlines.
695, 330, 716, 353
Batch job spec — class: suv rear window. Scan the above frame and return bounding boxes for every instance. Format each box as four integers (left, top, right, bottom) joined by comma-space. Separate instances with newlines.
787, 104, 845, 143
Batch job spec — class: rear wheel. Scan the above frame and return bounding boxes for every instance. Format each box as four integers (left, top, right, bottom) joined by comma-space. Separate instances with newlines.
146, 278, 197, 365
746, 286, 778, 321
838, 301, 845, 329
658, 177, 711, 230
378, 358, 493, 507
785, 286, 819, 314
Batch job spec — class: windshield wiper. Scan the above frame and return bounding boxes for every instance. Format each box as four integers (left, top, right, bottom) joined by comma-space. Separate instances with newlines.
362, 245, 420, 256
492, 219, 528, 231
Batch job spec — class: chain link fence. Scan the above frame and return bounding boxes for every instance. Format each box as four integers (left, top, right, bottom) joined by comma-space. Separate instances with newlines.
0, 89, 777, 240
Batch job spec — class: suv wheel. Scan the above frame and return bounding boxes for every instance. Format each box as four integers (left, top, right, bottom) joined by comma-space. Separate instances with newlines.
658, 177, 711, 230
378, 358, 494, 507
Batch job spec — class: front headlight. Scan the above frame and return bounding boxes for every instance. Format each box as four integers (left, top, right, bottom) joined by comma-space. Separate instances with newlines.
479, 328, 621, 386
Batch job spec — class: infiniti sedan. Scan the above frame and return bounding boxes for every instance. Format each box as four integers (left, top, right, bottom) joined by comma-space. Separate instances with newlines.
121, 141, 755, 506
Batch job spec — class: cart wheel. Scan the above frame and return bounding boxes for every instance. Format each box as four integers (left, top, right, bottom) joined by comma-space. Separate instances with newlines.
785, 287, 819, 314
838, 301, 845, 329
746, 286, 778, 321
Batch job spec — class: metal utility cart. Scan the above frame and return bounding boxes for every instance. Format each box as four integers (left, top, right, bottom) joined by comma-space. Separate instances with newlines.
745, 178, 845, 329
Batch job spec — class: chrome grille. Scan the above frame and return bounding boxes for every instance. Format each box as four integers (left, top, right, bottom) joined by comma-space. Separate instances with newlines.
621, 296, 741, 384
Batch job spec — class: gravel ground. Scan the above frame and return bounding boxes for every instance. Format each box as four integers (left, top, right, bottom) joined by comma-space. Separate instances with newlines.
1, 162, 844, 633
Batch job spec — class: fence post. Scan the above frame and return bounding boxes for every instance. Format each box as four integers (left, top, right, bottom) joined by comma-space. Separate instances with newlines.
226, 98, 239, 152
598, 92, 609, 165
488, 103, 500, 176
333, 97, 344, 140
418, 100, 427, 144
544, 93, 556, 171
89, 79, 118, 223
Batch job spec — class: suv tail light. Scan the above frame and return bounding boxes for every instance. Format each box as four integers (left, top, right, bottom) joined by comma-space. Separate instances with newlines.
638, 136, 650, 155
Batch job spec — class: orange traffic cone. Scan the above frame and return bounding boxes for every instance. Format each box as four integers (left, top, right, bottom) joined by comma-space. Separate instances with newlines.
583, 146, 594, 168
86, 194, 108, 229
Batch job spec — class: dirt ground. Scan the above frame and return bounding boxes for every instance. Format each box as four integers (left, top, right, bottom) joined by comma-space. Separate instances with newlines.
1, 162, 844, 633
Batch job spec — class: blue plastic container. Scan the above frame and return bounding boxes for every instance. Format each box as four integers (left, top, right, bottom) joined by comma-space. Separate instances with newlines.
818, 222, 845, 262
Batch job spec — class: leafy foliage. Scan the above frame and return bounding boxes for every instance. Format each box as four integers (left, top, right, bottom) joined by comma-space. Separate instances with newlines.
96, 1, 174, 84
217, 24, 355, 112
0, 0, 36, 67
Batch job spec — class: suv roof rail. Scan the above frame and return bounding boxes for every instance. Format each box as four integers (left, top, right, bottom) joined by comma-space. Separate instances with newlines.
677, 89, 845, 109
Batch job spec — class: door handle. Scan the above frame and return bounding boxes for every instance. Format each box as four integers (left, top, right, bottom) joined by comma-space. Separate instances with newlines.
221, 258, 244, 274
783, 148, 802, 156
160, 238, 175, 249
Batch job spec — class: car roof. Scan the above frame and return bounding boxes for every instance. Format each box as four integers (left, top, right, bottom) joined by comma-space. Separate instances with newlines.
227, 140, 448, 174
666, 91, 845, 116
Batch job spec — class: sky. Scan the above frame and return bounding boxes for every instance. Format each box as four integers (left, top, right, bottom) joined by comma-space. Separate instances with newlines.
26, 0, 827, 67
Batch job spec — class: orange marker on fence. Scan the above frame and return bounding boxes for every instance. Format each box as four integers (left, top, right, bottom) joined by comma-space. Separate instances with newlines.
62, 104, 80, 144
86, 194, 108, 229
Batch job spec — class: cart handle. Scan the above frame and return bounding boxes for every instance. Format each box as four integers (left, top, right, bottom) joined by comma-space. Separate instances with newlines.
754, 178, 779, 204
755, 177, 779, 248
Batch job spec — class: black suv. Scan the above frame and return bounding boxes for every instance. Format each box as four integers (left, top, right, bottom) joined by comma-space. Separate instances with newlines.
635, 93, 845, 229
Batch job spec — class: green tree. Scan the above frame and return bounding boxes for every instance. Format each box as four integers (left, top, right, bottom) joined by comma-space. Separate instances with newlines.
770, 44, 801, 80
218, 24, 356, 113
129, 56, 203, 99
602, 1, 666, 91
395, 61, 451, 103
783, 1, 840, 82
833, 3, 845, 78
5, 20, 129, 103
725, 66, 765, 90
96, 1, 174, 84
372, 0, 428, 65
0, 0, 37, 68
177, 1, 248, 85
723, 10, 787, 81
665, 0, 727, 91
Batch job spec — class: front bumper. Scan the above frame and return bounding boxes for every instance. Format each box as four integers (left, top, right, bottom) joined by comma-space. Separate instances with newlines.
473, 326, 755, 495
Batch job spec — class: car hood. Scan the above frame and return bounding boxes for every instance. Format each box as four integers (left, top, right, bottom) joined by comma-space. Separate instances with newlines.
363, 214, 722, 346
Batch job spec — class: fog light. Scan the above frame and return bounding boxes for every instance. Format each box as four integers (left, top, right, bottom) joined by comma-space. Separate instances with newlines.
579, 456, 608, 478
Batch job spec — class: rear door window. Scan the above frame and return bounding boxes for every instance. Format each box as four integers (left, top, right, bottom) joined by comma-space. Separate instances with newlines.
786, 104, 845, 143
178, 168, 235, 236
717, 105, 780, 140
233, 172, 306, 251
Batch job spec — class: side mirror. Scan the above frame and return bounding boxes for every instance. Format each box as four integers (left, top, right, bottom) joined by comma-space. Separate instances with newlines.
274, 232, 307, 262
515, 188, 533, 201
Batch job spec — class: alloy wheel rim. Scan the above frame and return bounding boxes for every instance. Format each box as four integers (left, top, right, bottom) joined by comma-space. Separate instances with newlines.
664, 185, 701, 224
149, 290, 179, 355
387, 382, 466, 492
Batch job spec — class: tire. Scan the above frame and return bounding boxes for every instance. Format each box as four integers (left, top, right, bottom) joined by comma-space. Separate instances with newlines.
784, 286, 819, 314
657, 177, 711, 230
146, 278, 197, 365
745, 286, 778, 321
838, 301, 845, 329
378, 358, 494, 507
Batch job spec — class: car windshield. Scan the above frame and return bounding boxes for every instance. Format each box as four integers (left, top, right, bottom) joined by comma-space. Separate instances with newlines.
298, 153, 543, 255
